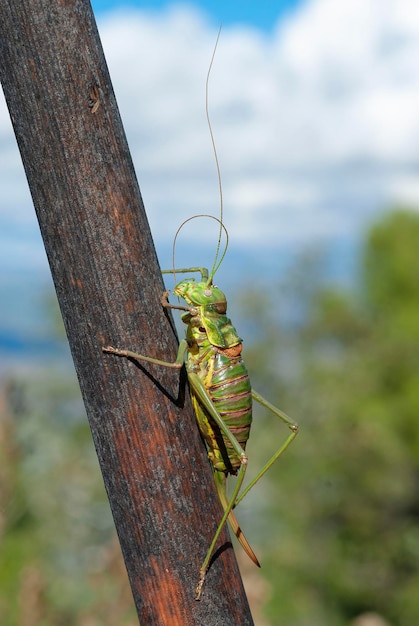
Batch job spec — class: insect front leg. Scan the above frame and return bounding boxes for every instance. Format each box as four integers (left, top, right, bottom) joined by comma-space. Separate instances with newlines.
162, 267, 209, 282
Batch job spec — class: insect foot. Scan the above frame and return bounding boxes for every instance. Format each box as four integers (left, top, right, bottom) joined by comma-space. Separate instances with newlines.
102, 345, 120, 354
195, 569, 207, 601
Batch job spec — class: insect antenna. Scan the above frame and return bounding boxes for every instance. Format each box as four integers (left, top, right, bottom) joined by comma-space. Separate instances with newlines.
166, 26, 228, 288
206, 25, 225, 285
169, 214, 229, 285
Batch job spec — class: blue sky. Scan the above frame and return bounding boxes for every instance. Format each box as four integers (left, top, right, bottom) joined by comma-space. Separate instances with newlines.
91, 0, 304, 32
2, 0, 419, 342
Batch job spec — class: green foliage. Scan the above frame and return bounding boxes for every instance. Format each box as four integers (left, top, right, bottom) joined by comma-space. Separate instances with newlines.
243, 208, 419, 625
363, 211, 419, 315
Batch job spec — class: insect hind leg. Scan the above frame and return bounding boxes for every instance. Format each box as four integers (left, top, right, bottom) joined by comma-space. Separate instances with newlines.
195, 461, 248, 601
234, 389, 299, 508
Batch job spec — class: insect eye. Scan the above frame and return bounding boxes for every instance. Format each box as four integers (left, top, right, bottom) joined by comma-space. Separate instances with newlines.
204, 289, 212, 297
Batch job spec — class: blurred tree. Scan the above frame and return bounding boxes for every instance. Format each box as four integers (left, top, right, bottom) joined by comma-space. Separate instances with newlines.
241, 209, 419, 626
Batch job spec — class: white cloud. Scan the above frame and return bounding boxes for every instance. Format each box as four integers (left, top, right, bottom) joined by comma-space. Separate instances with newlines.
2, 0, 419, 274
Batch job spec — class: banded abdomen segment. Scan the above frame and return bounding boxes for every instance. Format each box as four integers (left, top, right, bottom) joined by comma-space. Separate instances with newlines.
192, 344, 252, 475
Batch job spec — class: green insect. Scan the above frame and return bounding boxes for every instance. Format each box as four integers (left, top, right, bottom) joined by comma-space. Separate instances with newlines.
102, 29, 298, 600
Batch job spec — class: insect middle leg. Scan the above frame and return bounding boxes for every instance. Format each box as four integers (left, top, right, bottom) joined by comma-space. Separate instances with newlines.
102, 338, 189, 369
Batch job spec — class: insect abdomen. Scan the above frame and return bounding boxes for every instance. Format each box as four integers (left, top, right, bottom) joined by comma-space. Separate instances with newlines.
206, 349, 252, 474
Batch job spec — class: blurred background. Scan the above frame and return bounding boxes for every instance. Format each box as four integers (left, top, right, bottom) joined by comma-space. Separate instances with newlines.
1, 0, 419, 624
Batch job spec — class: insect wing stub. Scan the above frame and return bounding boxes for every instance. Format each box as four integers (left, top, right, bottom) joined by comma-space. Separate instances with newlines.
201, 307, 242, 349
